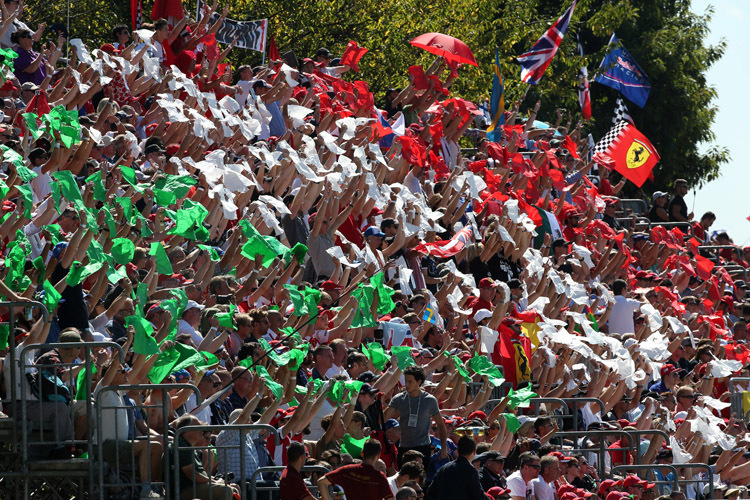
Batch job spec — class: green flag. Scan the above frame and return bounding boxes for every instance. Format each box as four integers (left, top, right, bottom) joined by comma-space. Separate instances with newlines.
371, 272, 396, 316
362, 342, 388, 371
5, 243, 30, 292
351, 284, 377, 328
85, 171, 107, 202
16, 184, 33, 218
452, 355, 471, 382
42, 280, 62, 312
111, 238, 135, 266
468, 353, 506, 387
341, 434, 367, 458
0, 324, 9, 350
154, 174, 197, 206
149, 242, 173, 275
75, 365, 97, 400
507, 386, 538, 410
198, 244, 220, 261
392, 345, 416, 370
119, 166, 146, 193
254, 365, 284, 400
284, 285, 308, 317
125, 315, 159, 355
502, 413, 521, 433
216, 304, 236, 328
166, 199, 209, 240
51, 170, 83, 205
239, 220, 291, 267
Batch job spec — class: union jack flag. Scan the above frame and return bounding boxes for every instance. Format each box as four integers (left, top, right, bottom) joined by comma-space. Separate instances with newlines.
518, 0, 577, 85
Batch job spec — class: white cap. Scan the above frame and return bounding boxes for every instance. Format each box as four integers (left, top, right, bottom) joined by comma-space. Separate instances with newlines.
185, 300, 205, 311
473, 308, 492, 324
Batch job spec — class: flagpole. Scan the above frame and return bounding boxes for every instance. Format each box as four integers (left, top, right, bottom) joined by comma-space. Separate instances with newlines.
261, 20, 268, 66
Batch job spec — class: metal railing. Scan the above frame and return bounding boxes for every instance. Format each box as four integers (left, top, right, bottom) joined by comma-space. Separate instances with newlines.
19, 340, 125, 499
612, 464, 679, 492
250, 465, 330, 500
554, 429, 636, 479
635, 221, 694, 239
617, 199, 648, 217
95, 383, 201, 500
672, 463, 714, 500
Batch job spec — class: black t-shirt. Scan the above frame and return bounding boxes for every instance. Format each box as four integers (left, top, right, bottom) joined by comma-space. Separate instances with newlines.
668, 194, 687, 222
49, 262, 89, 332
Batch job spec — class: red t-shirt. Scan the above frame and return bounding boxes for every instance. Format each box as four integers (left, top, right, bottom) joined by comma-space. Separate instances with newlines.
279, 465, 313, 500
325, 463, 393, 500
465, 296, 493, 316
608, 439, 633, 466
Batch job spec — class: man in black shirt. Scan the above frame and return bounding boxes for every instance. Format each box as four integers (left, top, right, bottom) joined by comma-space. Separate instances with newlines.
667, 179, 692, 222
477, 451, 507, 492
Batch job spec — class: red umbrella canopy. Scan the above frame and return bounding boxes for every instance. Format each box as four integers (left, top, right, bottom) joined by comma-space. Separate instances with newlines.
410, 32, 478, 67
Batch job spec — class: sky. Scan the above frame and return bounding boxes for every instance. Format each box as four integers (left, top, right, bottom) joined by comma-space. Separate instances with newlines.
687, 0, 748, 244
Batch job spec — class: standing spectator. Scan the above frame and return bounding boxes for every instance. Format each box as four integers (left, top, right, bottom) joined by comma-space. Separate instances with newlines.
384, 365, 449, 468
608, 279, 642, 335
317, 438, 394, 500
427, 436, 485, 500
279, 441, 315, 500
692, 211, 716, 244
667, 179, 693, 222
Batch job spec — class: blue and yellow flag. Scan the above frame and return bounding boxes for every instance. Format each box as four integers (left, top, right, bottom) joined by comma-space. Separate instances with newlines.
422, 305, 437, 324
486, 48, 504, 143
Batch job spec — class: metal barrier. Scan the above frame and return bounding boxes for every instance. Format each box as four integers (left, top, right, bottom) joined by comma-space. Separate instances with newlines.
625, 429, 670, 466
250, 465, 330, 500
612, 464, 679, 492
469, 382, 510, 401
617, 199, 648, 217
172, 423, 280, 500
634, 221, 694, 239
554, 429, 636, 479
616, 216, 650, 229
672, 463, 714, 500
95, 382, 201, 500
697, 245, 738, 263
722, 265, 749, 281
0, 301, 49, 499
559, 398, 605, 431
19, 340, 125, 500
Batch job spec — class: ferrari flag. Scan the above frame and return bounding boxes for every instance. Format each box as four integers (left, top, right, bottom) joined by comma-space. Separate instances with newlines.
592, 120, 660, 188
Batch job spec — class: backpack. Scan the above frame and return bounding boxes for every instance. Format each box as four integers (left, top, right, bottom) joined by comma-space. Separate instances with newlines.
26, 369, 72, 404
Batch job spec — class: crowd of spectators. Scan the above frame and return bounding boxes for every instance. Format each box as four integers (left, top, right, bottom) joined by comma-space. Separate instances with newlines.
0, 1, 749, 500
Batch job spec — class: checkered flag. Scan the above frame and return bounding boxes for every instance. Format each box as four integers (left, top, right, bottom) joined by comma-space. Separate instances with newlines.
131, 0, 142, 30
612, 97, 633, 125
593, 120, 628, 157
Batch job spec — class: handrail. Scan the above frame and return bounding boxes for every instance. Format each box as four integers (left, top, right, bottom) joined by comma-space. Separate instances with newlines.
671, 463, 714, 500
251, 466, 330, 500
554, 430, 636, 479
729, 378, 750, 421
97, 383, 201, 500
612, 464, 679, 490
1, 300, 49, 460
624, 429, 670, 466
558, 398, 605, 430
175, 423, 281, 499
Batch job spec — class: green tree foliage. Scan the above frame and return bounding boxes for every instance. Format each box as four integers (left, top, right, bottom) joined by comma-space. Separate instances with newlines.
22, 0, 727, 188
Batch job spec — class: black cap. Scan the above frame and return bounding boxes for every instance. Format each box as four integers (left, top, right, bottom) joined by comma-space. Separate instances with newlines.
473, 450, 504, 464
144, 144, 165, 155
551, 238, 569, 248
507, 279, 522, 289
316, 47, 331, 58
358, 371, 376, 383
28, 147, 50, 161
360, 383, 378, 395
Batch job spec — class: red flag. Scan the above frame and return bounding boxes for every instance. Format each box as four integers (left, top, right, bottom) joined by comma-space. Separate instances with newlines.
694, 255, 715, 280
397, 136, 426, 168
340, 40, 368, 73
413, 226, 473, 258
150, 0, 184, 21
25, 90, 51, 117
268, 35, 280, 62
592, 121, 660, 187
562, 135, 580, 159
130, 0, 142, 30
408, 65, 430, 90
200, 33, 219, 61
493, 324, 532, 388
726, 343, 750, 365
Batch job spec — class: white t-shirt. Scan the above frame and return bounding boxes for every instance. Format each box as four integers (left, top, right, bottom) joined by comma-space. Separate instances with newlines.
306, 399, 335, 441
326, 364, 350, 380
235, 80, 254, 107
184, 392, 211, 424
531, 476, 555, 500
178, 319, 204, 346
608, 295, 642, 335
507, 470, 533, 500
93, 386, 129, 443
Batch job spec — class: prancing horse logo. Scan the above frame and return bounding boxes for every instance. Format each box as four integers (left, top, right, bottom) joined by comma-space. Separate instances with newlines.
626, 139, 652, 169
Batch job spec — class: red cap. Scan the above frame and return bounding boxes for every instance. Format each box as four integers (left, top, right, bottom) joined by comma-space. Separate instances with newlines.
166, 143, 180, 156
576, 490, 596, 498
623, 475, 643, 489
145, 123, 158, 137
320, 280, 343, 292
467, 411, 487, 422
487, 487, 511, 498
660, 364, 680, 377
550, 451, 574, 462
560, 493, 578, 500
617, 418, 637, 428
557, 485, 577, 496
479, 278, 499, 289
599, 479, 618, 496
640, 480, 656, 490
607, 492, 629, 500
100, 43, 122, 54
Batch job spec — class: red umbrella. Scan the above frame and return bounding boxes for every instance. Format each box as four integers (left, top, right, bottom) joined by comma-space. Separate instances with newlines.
410, 32, 478, 67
